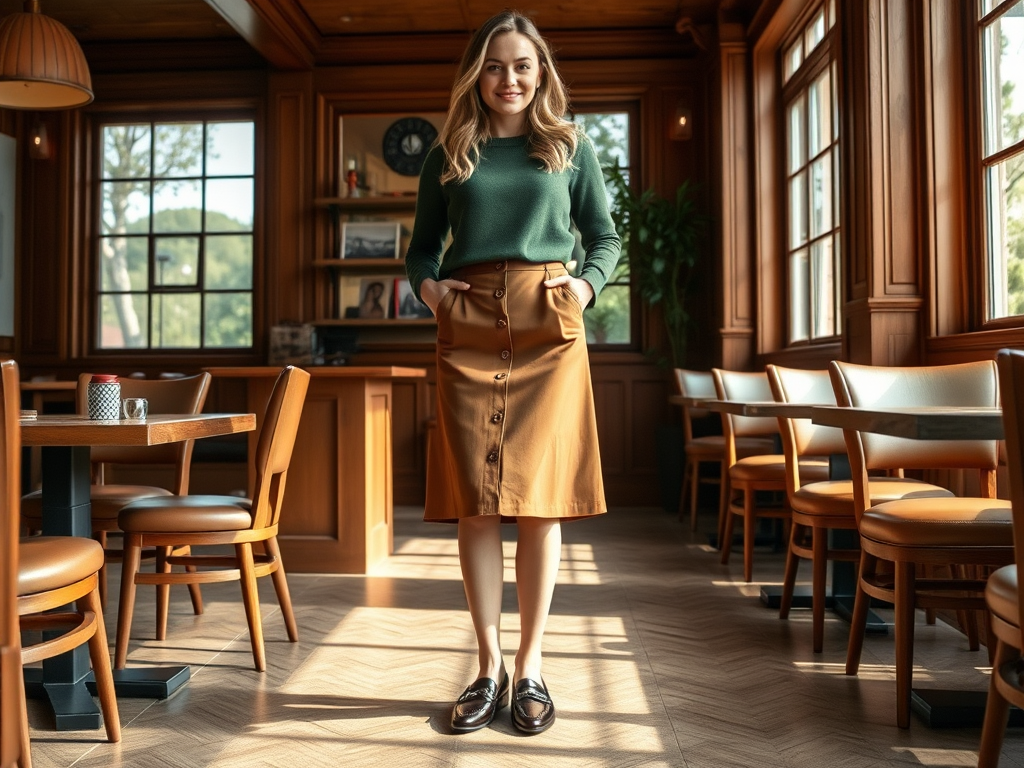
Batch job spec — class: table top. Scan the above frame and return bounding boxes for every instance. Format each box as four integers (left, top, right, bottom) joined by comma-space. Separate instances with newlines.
810, 406, 1003, 440
204, 366, 426, 379
20, 413, 256, 447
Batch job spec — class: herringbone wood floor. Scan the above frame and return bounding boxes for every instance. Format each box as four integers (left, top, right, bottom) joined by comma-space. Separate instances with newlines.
22, 504, 1024, 767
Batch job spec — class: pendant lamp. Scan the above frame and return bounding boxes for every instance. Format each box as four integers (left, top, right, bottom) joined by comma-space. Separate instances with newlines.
0, 0, 93, 109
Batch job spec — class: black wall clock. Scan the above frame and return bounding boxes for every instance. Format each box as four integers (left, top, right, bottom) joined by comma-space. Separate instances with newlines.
382, 117, 438, 177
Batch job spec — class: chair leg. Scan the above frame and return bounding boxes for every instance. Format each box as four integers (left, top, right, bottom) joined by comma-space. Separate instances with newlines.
811, 526, 828, 654
264, 537, 298, 642
81, 586, 121, 743
716, 464, 731, 549
845, 552, 874, 676
719, 496, 736, 566
114, 534, 144, 669
155, 545, 172, 642
779, 523, 801, 620
679, 457, 693, 523
689, 460, 702, 531
742, 491, 756, 583
15, 639, 32, 768
236, 542, 266, 672
894, 560, 916, 729
978, 638, 1016, 768
96, 531, 108, 610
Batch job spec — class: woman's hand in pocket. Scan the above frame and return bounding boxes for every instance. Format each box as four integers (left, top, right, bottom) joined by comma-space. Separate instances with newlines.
543, 274, 593, 308
420, 278, 471, 316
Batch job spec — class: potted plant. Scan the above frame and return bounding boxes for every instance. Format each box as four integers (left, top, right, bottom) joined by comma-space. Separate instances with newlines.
604, 165, 707, 368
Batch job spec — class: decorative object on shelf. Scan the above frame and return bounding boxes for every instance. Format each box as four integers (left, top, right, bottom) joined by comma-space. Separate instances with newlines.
340, 220, 402, 259
382, 117, 438, 176
357, 277, 393, 319
393, 278, 433, 319
0, 0, 93, 109
268, 323, 319, 365
346, 158, 359, 197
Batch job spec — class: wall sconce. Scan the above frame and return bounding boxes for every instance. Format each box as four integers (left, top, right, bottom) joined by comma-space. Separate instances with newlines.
28, 121, 50, 160
671, 100, 693, 141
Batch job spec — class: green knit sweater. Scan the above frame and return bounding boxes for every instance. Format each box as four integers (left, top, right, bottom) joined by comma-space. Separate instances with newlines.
405, 133, 621, 306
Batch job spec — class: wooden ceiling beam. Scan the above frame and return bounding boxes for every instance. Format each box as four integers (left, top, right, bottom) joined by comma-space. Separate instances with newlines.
204, 0, 320, 70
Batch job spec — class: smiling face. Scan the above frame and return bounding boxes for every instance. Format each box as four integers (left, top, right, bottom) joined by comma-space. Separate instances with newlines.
476, 31, 543, 137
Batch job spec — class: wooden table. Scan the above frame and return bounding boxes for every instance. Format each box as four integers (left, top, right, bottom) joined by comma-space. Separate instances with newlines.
204, 366, 427, 574
19, 380, 77, 492
810, 403, 1006, 728
20, 412, 255, 731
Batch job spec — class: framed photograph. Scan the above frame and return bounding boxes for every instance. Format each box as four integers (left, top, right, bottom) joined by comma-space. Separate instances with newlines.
340, 220, 402, 259
393, 277, 433, 319
356, 276, 393, 319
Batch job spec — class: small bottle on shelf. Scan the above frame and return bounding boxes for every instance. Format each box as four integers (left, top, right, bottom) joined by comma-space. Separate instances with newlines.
346, 158, 359, 198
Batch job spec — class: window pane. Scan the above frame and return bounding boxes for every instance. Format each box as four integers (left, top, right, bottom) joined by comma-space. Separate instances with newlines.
981, 3, 1024, 157
102, 125, 150, 179
808, 70, 832, 158
205, 235, 253, 289
99, 236, 147, 291
99, 294, 147, 348
789, 249, 809, 343
153, 238, 199, 286
153, 180, 202, 232
987, 152, 1024, 318
154, 123, 203, 178
205, 178, 254, 231
784, 39, 803, 83
573, 113, 630, 170
205, 293, 253, 347
810, 155, 833, 238
833, 234, 842, 331
810, 237, 836, 337
805, 9, 826, 54
153, 293, 201, 348
789, 171, 808, 248
101, 181, 149, 234
207, 122, 255, 176
833, 147, 842, 225
583, 285, 630, 344
788, 96, 806, 173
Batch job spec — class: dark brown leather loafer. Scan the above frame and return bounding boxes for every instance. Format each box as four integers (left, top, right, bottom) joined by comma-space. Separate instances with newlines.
511, 678, 555, 734
450, 672, 510, 733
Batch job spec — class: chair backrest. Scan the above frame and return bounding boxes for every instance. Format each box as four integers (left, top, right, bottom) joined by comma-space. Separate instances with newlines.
829, 360, 1001, 520
249, 366, 310, 531
766, 365, 844, 496
76, 372, 212, 494
0, 359, 23, 767
673, 368, 717, 441
712, 368, 779, 441
997, 348, 1024, 655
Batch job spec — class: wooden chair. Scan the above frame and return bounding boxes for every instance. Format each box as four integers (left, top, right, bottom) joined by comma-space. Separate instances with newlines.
829, 359, 1013, 728
114, 365, 310, 672
0, 360, 120, 767
673, 369, 773, 531
978, 348, 1024, 766
21, 373, 212, 617
767, 365, 952, 653
712, 368, 829, 582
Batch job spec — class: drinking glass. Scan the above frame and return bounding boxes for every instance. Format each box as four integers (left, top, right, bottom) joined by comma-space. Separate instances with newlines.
122, 397, 148, 421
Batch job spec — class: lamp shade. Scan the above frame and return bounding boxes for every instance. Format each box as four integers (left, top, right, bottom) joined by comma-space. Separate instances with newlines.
0, 0, 92, 110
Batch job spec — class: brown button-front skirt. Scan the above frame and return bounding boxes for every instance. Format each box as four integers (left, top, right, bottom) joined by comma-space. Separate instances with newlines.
425, 260, 607, 523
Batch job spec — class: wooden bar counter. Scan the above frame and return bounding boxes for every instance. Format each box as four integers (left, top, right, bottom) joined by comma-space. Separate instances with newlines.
204, 366, 426, 574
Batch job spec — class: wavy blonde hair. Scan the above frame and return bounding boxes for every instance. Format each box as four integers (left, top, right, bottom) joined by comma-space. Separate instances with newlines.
437, 11, 578, 185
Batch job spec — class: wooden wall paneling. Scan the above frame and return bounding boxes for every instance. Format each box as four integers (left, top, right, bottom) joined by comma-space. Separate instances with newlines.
267, 72, 314, 329
390, 378, 425, 504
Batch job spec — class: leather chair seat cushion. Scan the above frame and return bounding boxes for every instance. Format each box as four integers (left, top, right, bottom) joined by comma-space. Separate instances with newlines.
792, 478, 953, 517
861, 497, 1013, 548
730, 455, 829, 483
687, 435, 776, 460
21, 485, 174, 522
119, 495, 254, 533
986, 565, 1019, 628
18, 536, 104, 597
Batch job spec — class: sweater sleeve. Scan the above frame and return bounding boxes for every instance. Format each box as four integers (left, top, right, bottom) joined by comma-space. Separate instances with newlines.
569, 135, 621, 306
405, 147, 450, 302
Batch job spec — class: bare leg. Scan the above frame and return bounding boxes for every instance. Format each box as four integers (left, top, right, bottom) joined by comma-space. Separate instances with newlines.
458, 514, 506, 681
514, 518, 561, 682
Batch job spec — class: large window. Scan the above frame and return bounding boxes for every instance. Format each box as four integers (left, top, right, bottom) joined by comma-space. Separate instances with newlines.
979, 1, 1024, 320
573, 110, 633, 345
96, 119, 255, 350
781, 2, 841, 344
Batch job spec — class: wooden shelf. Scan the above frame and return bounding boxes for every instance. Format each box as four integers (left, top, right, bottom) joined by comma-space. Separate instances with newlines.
313, 318, 435, 327
314, 196, 416, 212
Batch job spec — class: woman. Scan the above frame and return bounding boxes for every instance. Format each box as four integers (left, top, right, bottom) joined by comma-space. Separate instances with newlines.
405, 11, 620, 735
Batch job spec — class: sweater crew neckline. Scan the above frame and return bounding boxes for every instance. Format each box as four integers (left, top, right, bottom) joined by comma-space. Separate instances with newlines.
484, 135, 529, 147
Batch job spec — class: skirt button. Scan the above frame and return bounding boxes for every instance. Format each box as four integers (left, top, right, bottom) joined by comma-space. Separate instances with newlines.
487, 451, 499, 463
